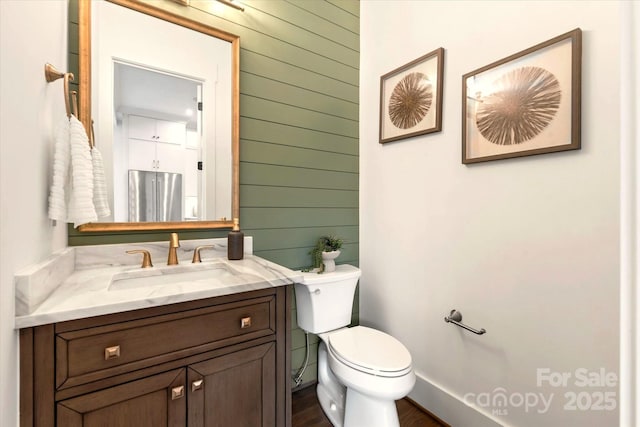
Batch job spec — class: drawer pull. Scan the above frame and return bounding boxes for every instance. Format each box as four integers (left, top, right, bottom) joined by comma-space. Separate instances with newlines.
192, 379, 204, 392
104, 345, 120, 360
171, 385, 185, 400
240, 316, 252, 329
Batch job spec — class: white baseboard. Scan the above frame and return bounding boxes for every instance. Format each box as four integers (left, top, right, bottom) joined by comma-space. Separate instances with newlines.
409, 372, 505, 427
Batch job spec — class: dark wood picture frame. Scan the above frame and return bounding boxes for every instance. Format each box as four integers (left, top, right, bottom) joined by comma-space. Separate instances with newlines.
462, 28, 581, 164
379, 48, 444, 144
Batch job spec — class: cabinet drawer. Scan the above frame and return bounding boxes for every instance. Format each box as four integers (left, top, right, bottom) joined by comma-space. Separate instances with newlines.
56, 296, 274, 389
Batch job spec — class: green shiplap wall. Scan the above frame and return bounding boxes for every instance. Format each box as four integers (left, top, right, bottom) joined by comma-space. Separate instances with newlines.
68, 0, 359, 389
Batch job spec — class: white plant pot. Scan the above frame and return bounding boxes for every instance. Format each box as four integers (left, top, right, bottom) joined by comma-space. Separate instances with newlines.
322, 250, 341, 272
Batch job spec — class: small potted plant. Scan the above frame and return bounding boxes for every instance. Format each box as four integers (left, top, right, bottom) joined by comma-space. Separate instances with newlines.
305, 235, 344, 273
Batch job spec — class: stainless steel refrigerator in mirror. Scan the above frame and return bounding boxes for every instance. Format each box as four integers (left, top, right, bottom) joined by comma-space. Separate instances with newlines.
128, 170, 182, 222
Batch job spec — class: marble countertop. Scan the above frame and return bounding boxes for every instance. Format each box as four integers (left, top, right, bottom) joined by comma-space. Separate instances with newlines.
14, 237, 303, 329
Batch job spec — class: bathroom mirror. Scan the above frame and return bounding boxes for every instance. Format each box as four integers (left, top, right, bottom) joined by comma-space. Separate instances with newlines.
77, 0, 239, 232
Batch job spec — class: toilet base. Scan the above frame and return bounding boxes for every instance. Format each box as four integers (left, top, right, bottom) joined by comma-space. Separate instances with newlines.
344, 388, 400, 427
317, 341, 346, 427
317, 382, 345, 427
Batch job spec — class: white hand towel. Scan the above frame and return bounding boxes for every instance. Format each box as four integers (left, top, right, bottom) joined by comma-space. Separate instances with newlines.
67, 116, 98, 227
91, 146, 111, 218
48, 117, 71, 221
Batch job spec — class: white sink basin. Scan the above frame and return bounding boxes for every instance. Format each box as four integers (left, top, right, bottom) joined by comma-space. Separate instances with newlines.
109, 262, 238, 291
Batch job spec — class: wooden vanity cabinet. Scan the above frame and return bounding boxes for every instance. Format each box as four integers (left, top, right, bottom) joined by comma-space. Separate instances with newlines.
57, 368, 187, 426
20, 286, 291, 427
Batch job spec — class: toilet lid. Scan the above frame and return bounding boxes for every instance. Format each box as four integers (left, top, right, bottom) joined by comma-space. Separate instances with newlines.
328, 326, 412, 377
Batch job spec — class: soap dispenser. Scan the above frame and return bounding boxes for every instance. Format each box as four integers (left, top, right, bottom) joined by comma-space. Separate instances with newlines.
227, 218, 244, 260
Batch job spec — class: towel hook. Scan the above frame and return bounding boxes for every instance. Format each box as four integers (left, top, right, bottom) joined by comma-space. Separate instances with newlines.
44, 63, 65, 82
44, 63, 75, 118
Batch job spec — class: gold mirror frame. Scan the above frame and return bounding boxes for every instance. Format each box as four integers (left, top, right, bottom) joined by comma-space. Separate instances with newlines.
77, 0, 240, 232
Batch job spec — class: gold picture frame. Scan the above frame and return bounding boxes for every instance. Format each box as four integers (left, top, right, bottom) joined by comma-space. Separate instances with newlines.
462, 28, 582, 164
379, 48, 444, 144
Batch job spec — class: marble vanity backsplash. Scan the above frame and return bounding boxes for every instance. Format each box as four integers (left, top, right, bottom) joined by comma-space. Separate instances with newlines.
13, 236, 299, 328
72, 236, 252, 269
15, 247, 76, 317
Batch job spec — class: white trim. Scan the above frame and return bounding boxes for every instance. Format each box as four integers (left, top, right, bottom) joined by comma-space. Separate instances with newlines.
409, 372, 504, 427
619, 1, 639, 426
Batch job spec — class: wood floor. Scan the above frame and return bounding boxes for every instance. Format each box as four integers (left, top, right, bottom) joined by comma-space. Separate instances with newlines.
292, 385, 448, 427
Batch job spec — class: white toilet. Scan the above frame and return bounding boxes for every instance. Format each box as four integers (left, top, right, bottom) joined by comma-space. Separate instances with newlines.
294, 264, 415, 427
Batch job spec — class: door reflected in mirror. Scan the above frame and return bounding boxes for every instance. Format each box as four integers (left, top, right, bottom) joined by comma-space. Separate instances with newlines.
113, 63, 206, 222
78, 0, 239, 232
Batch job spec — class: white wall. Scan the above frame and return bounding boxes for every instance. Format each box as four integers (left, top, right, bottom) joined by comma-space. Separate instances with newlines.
360, 2, 621, 426
0, 1, 68, 425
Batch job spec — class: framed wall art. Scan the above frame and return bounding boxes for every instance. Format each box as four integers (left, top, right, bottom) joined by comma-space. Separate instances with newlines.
462, 28, 581, 164
379, 47, 444, 144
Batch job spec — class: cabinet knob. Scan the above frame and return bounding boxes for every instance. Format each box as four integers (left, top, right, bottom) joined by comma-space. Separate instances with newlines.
104, 345, 120, 360
192, 379, 204, 392
240, 316, 252, 329
171, 385, 185, 400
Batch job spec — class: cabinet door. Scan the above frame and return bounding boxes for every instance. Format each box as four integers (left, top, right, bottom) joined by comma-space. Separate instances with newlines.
128, 115, 157, 142
128, 138, 157, 171
127, 115, 186, 172
155, 119, 186, 145
155, 142, 186, 173
128, 138, 185, 173
188, 343, 276, 427
57, 368, 186, 427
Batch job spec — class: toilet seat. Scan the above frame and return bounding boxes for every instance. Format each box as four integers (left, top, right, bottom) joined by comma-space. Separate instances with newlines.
327, 326, 412, 378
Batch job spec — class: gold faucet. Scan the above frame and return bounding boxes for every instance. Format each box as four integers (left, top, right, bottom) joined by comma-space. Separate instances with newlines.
167, 233, 180, 265
126, 249, 153, 268
192, 245, 216, 263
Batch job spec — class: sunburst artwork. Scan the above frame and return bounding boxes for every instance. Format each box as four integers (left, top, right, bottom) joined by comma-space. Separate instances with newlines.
380, 48, 444, 144
462, 28, 581, 164
388, 72, 433, 130
475, 66, 562, 146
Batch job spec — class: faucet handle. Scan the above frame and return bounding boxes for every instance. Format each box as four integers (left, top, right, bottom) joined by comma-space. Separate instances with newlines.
167, 233, 180, 265
192, 245, 216, 263
126, 250, 153, 268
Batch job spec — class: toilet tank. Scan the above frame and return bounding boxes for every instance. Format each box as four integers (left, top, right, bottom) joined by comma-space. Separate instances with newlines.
294, 264, 361, 334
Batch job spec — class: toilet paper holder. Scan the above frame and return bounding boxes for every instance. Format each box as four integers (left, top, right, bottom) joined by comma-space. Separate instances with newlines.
444, 309, 486, 335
